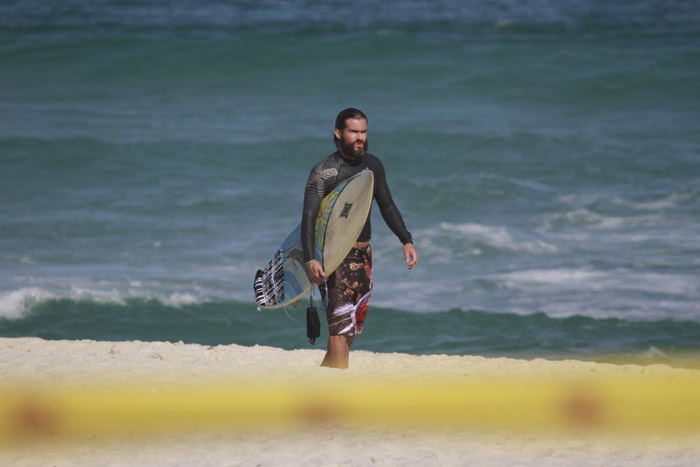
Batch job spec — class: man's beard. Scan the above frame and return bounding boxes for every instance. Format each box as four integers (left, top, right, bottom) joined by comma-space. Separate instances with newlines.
339, 138, 369, 158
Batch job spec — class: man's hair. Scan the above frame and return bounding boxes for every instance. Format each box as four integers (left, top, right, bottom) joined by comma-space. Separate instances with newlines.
334, 108, 367, 145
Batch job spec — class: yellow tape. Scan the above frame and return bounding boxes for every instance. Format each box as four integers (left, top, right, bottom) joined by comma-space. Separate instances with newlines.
2, 375, 700, 442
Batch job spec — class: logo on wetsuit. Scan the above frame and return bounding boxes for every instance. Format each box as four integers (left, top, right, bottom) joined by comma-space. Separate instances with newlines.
339, 202, 353, 218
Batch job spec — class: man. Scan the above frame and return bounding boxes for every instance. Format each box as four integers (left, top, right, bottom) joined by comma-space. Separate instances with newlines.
302, 108, 418, 369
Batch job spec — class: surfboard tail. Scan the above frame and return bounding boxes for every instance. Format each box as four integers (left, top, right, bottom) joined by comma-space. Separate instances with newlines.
253, 269, 266, 306
253, 250, 286, 307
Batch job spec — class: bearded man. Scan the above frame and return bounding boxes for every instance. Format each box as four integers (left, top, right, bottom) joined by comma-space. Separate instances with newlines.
301, 108, 418, 369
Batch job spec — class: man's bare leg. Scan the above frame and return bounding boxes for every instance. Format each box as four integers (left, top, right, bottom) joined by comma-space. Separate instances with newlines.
321, 335, 355, 369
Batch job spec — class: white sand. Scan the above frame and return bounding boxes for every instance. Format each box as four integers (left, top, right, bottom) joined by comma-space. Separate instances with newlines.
1, 337, 699, 466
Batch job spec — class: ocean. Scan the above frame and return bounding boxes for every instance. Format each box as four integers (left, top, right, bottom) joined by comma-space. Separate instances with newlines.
1, 0, 699, 366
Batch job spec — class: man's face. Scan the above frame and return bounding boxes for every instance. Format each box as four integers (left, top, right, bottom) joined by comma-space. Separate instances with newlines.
335, 118, 368, 158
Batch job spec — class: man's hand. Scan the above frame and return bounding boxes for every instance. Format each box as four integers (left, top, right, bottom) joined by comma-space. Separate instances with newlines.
404, 243, 418, 270
306, 260, 326, 285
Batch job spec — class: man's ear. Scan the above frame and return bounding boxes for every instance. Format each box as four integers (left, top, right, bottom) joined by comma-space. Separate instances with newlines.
334, 128, 342, 141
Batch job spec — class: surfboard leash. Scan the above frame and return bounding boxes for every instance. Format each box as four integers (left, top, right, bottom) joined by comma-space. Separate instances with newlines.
306, 295, 321, 345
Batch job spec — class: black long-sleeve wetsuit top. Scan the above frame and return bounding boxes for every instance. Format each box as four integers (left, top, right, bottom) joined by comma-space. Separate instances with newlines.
302, 151, 413, 264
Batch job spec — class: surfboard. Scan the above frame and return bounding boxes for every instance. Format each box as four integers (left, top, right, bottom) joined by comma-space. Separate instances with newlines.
253, 169, 374, 309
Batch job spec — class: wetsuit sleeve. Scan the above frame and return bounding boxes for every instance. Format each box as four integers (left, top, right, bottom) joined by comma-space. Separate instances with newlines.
301, 163, 333, 263
371, 158, 414, 245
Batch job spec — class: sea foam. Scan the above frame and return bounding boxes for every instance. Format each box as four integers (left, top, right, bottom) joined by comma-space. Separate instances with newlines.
0, 288, 54, 320
433, 222, 558, 255
0, 286, 214, 321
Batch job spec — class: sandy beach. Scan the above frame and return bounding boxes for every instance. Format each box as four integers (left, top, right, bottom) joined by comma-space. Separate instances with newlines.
1, 337, 699, 466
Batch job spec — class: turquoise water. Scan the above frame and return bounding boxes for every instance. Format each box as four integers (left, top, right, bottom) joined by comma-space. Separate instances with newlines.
2, 1, 699, 364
